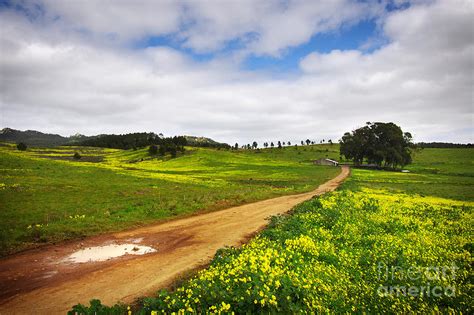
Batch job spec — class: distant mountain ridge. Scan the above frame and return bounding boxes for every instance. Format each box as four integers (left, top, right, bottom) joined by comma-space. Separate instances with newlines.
0, 128, 228, 148
0, 128, 81, 146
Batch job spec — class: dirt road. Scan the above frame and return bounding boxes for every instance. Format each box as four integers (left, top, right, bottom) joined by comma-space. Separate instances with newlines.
0, 166, 349, 314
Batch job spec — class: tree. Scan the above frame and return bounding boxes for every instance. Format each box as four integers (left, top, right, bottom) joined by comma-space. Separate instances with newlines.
328, 139, 333, 145
301, 140, 304, 146
252, 141, 258, 149
159, 145, 166, 156
305, 139, 311, 145
234, 143, 239, 150
149, 144, 158, 155
270, 142, 274, 148
288, 141, 291, 146
73, 152, 81, 160
16, 142, 27, 151
340, 122, 413, 168
277, 141, 282, 149
169, 145, 177, 158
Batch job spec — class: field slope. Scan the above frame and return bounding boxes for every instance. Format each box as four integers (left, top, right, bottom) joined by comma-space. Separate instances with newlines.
0, 143, 339, 255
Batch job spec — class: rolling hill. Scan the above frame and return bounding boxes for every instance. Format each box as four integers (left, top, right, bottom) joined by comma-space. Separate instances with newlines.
0, 128, 229, 148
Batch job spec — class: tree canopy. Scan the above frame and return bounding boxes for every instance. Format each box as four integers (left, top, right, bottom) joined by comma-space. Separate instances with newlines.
340, 122, 414, 168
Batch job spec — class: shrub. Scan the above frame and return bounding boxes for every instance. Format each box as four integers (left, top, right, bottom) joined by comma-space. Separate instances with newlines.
16, 142, 27, 151
149, 145, 158, 155
67, 299, 126, 315
158, 145, 166, 156
169, 144, 177, 158
73, 152, 81, 160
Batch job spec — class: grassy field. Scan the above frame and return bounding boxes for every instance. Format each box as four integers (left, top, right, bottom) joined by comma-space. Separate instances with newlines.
345, 148, 474, 201
72, 147, 473, 314
0, 142, 340, 255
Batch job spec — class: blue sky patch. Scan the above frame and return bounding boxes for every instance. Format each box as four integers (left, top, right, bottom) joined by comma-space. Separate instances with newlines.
243, 18, 381, 73
136, 18, 382, 74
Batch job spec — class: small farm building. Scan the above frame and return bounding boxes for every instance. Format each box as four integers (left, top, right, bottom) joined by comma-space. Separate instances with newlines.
313, 158, 339, 166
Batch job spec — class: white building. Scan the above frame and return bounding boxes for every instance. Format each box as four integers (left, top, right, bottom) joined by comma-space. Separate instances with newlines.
313, 158, 339, 166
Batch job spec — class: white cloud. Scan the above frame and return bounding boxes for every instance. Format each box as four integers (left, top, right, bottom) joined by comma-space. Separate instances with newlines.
0, 0, 473, 144
41, 0, 183, 40
299, 50, 363, 74
32, 0, 382, 56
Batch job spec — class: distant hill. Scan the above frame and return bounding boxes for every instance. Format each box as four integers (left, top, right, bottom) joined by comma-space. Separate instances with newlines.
0, 128, 229, 149
416, 142, 473, 148
0, 128, 71, 146
185, 136, 230, 149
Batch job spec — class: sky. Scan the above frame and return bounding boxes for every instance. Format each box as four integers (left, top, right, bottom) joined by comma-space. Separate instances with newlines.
0, 0, 473, 145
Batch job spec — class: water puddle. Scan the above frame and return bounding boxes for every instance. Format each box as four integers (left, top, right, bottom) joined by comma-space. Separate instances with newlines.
130, 237, 143, 243
64, 244, 156, 263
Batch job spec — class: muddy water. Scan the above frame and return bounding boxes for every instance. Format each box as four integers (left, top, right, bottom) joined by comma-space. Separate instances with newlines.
63, 244, 156, 263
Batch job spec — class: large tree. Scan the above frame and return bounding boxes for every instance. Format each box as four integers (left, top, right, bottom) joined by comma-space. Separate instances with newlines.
340, 122, 413, 168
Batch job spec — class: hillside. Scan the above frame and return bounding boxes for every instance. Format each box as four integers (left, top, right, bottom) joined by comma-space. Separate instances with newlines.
0, 142, 340, 255
0, 128, 71, 146
0, 128, 229, 149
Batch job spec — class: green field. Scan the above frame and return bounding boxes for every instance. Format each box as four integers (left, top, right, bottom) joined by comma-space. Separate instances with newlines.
345, 147, 474, 201
0, 143, 340, 256
71, 147, 473, 314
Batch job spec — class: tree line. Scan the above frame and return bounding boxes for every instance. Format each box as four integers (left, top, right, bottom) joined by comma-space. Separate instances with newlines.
148, 136, 187, 157
73, 132, 185, 150
232, 139, 333, 150
192, 141, 231, 150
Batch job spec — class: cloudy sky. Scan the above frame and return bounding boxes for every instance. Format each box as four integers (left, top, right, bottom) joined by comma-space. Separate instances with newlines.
0, 0, 472, 144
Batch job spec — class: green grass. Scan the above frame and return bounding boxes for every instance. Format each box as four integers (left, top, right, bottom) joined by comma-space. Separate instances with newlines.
345, 148, 474, 201
0, 143, 340, 255
86, 147, 472, 314
408, 147, 474, 176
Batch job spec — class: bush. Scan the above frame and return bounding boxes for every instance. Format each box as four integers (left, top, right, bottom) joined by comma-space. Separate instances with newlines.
169, 144, 177, 158
16, 142, 27, 151
67, 299, 126, 315
158, 145, 166, 156
149, 145, 158, 155
73, 152, 81, 160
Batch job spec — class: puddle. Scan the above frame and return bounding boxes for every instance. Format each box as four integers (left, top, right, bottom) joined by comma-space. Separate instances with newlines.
130, 237, 143, 243
64, 244, 156, 263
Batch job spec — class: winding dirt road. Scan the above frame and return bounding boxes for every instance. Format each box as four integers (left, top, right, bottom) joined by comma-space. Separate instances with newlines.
0, 166, 349, 315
